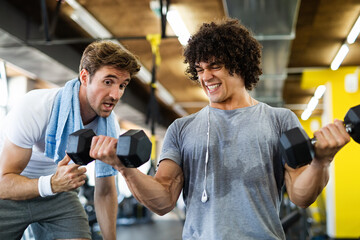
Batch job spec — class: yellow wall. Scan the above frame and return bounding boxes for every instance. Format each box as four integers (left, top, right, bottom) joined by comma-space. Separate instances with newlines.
302, 67, 360, 238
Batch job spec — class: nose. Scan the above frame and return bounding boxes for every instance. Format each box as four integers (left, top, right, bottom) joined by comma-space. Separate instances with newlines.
201, 68, 213, 82
109, 87, 122, 101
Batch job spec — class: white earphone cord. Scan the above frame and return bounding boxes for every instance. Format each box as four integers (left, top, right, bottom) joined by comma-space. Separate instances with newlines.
201, 107, 210, 203
201, 97, 255, 203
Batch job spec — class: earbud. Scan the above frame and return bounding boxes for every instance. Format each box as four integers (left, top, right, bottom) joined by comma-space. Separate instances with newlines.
201, 189, 208, 203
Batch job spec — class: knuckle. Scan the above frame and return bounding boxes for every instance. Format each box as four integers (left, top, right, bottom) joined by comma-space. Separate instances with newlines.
337, 140, 345, 147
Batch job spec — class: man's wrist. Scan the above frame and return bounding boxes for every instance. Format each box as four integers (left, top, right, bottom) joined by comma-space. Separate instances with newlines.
38, 174, 56, 197
310, 157, 332, 170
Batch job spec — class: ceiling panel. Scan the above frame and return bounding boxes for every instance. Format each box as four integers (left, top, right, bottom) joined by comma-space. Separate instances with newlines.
1, 0, 360, 127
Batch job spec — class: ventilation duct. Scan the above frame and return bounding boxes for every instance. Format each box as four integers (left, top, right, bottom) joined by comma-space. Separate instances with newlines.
223, 0, 300, 106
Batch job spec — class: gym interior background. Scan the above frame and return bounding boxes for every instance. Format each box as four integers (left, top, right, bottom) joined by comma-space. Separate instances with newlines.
0, 0, 359, 239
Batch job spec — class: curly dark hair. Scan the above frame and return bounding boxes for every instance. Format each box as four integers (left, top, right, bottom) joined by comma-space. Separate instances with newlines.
183, 18, 262, 91
80, 40, 140, 80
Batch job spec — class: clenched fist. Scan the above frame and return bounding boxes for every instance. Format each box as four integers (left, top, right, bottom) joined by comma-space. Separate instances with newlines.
51, 155, 87, 193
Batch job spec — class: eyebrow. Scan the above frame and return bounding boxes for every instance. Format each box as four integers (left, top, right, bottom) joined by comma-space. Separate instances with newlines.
105, 74, 119, 79
194, 61, 221, 68
209, 61, 221, 67
105, 74, 131, 82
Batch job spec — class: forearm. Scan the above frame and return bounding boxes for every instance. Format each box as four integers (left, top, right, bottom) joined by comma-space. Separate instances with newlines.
119, 167, 181, 216
286, 160, 330, 208
89, 137, 183, 216
94, 177, 118, 240
0, 173, 40, 200
0, 139, 38, 200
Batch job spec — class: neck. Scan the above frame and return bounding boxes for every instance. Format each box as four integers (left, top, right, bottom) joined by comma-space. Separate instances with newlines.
210, 92, 256, 110
79, 85, 97, 125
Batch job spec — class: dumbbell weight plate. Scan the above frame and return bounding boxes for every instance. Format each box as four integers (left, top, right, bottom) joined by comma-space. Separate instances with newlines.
279, 127, 314, 169
116, 129, 152, 168
67, 129, 96, 165
344, 104, 360, 143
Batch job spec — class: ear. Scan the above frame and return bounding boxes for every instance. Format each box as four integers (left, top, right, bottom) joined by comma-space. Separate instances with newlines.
79, 69, 90, 86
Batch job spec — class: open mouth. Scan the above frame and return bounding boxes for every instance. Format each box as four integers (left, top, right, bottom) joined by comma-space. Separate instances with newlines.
206, 83, 221, 93
103, 102, 115, 110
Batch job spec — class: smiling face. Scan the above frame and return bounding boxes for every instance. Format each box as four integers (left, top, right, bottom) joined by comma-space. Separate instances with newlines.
195, 61, 248, 110
79, 65, 130, 124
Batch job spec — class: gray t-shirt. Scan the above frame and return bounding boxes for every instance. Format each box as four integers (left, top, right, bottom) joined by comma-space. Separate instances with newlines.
160, 102, 301, 240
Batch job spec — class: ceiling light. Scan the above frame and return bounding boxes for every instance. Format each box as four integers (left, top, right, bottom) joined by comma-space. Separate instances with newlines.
66, 0, 111, 38
301, 85, 326, 121
301, 109, 312, 121
347, 15, 360, 44
307, 97, 319, 112
314, 85, 326, 99
149, 1, 190, 46
330, 44, 349, 71
166, 9, 190, 46
330, 15, 360, 70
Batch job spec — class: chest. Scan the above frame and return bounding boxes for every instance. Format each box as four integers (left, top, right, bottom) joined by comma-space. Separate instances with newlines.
180, 112, 280, 183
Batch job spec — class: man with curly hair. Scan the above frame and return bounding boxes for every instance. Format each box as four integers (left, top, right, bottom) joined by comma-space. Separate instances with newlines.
91, 19, 350, 239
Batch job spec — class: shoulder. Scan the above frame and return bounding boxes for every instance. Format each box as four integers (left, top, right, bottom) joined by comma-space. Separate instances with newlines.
257, 102, 300, 132
16, 88, 60, 110
163, 108, 206, 142
3, 88, 61, 146
24, 88, 60, 102
9, 88, 59, 115
257, 102, 296, 119
17, 88, 60, 119
170, 108, 206, 130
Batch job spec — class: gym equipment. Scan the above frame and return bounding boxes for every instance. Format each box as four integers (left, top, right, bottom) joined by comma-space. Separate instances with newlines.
117, 196, 152, 225
281, 209, 302, 233
67, 129, 152, 168
280, 104, 360, 168
279, 188, 311, 239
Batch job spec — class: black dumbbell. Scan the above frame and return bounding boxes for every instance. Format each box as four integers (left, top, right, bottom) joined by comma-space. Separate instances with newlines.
66, 129, 152, 168
280, 104, 360, 169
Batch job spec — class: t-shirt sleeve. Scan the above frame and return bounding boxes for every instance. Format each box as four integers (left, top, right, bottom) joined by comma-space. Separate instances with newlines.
278, 108, 303, 167
159, 120, 182, 168
280, 108, 302, 134
4, 90, 57, 149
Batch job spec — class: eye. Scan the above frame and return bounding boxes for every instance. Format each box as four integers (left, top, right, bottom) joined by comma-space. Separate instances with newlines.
120, 82, 128, 90
195, 68, 204, 73
104, 80, 112, 85
211, 65, 222, 70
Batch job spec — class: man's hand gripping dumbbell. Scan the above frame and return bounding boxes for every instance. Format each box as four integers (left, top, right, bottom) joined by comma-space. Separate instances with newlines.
67, 129, 152, 168
280, 105, 360, 169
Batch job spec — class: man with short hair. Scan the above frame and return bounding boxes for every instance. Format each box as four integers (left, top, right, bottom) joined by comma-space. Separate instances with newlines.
0, 40, 140, 240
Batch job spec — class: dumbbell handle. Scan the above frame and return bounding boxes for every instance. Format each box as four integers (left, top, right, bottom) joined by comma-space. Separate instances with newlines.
309, 122, 353, 145
345, 123, 354, 133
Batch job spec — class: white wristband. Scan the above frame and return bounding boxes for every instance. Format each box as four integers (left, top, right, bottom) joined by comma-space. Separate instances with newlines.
38, 174, 55, 197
